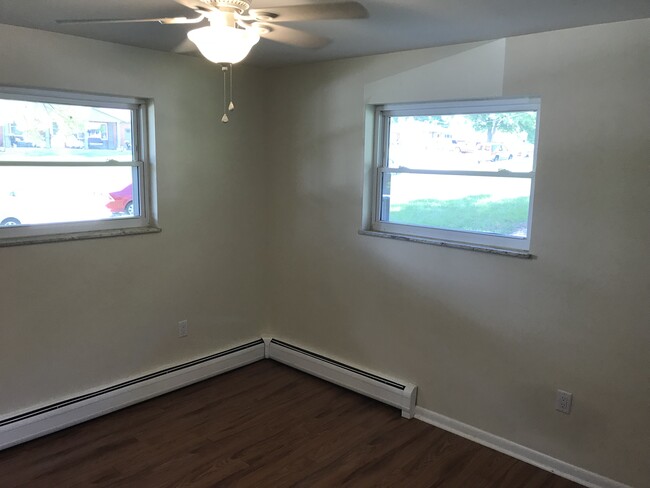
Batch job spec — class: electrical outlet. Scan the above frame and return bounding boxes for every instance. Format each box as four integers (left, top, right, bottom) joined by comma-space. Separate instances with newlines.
178, 320, 188, 338
555, 389, 572, 414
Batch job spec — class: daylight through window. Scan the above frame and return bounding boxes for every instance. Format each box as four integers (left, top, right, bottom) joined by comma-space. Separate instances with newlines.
372, 98, 540, 252
0, 88, 150, 242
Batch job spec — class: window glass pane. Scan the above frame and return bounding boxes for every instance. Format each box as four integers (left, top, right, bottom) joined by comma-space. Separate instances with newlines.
0, 166, 137, 227
380, 172, 531, 237
0, 99, 133, 162
388, 111, 536, 172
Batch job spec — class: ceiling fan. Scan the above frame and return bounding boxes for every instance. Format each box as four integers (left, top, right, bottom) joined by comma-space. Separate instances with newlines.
57, 0, 368, 123
57, 1, 369, 63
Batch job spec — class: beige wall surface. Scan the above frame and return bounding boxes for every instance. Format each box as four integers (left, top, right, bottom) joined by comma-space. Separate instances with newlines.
1, 17, 649, 488
0, 25, 270, 415
264, 20, 650, 486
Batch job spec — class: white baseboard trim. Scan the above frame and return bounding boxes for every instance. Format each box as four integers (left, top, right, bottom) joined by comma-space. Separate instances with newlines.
414, 406, 631, 488
0, 338, 630, 488
267, 338, 417, 418
0, 339, 265, 451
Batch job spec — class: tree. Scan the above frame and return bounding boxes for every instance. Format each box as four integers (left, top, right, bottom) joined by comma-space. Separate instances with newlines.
465, 112, 536, 143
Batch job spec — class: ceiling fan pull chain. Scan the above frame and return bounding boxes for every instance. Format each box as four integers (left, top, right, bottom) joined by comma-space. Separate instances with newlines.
229, 64, 235, 112
221, 64, 229, 123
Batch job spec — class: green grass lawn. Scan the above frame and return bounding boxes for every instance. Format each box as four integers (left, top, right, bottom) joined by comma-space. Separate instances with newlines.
389, 195, 529, 236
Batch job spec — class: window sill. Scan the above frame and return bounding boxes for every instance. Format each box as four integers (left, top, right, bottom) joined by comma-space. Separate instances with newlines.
358, 229, 533, 259
0, 226, 162, 248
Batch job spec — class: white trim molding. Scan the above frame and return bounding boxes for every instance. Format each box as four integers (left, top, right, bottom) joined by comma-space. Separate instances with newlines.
0, 339, 265, 451
268, 338, 417, 418
0, 337, 631, 488
414, 406, 632, 488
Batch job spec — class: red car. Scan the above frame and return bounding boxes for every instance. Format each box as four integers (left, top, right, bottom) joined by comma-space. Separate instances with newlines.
106, 184, 134, 216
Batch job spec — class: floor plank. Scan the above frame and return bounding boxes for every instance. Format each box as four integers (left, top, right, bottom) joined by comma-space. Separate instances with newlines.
0, 360, 582, 487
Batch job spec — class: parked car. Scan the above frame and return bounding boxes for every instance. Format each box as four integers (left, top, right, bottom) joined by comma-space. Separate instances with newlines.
452, 140, 475, 153
9, 135, 38, 148
476, 143, 513, 162
106, 184, 134, 216
0, 192, 22, 226
0, 215, 21, 226
2, 190, 113, 226
64, 135, 85, 149
512, 142, 534, 159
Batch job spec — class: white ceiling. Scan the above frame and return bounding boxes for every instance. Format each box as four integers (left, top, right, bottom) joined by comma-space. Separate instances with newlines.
0, 0, 648, 67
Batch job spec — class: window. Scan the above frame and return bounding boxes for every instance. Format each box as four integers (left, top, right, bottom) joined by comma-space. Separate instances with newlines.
0, 87, 153, 244
370, 98, 540, 253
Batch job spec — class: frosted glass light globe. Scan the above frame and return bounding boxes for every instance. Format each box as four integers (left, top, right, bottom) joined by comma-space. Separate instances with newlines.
188, 25, 260, 64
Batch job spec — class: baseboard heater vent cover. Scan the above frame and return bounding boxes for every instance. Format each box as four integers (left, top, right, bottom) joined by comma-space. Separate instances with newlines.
0, 339, 265, 451
267, 338, 417, 418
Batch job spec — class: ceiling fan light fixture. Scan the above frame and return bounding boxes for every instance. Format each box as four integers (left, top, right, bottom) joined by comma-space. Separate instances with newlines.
187, 24, 260, 64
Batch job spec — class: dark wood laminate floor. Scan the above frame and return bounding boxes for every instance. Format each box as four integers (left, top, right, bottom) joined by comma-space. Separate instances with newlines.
0, 360, 581, 487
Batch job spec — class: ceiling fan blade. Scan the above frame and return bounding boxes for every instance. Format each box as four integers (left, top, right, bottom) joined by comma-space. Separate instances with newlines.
249, 1, 368, 23
56, 16, 202, 25
258, 24, 330, 49
174, 0, 214, 13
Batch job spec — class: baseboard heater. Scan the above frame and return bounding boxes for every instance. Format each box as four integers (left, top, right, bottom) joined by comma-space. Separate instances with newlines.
0, 339, 265, 451
266, 338, 417, 418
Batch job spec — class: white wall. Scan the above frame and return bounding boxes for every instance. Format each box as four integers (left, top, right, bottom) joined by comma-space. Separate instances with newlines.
264, 20, 650, 487
0, 24, 270, 414
1, 18, 648, 488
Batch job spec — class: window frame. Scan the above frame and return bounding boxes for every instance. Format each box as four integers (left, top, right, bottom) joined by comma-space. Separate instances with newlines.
0, 86, 154, 244
370, 97, 540, 254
